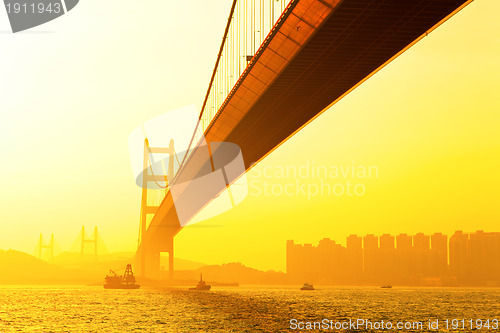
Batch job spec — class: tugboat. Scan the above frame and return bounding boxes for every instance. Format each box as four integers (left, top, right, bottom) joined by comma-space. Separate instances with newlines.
189, 274, 211, 291
301, 282, 315, 290
103, 264, 140, 289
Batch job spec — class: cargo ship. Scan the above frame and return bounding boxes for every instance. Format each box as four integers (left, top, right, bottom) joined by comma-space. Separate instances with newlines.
189, 274, 211, 290
103, 264, 140, 289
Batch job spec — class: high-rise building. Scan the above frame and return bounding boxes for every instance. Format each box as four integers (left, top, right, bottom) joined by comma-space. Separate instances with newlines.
380, 234, 395, 250
430, 233, 447, 276
413, 233, 430, 249
396, 233, 413, 280
449, 231, 468, 282
413, 233, 431, 276
317, 238, 336, 282
286, 241, 318, 281
397, 233, 412, 250
484, 232, 500, 281
286, 238, 347, 283
346, 234, 363, 281
468, 230, 490, 284
379, 234, 396, 282
286, 240, 301, 279
363, 234, 379, 280
302, 243, 316, 281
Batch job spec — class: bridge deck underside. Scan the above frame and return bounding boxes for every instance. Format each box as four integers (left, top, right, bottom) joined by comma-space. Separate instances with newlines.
211, 0, 471, 167
143, 0, 471, 245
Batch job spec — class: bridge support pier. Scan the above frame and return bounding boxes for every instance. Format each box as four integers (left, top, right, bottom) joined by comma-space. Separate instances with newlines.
168, 245, 174, 280
137, 235, 174, 280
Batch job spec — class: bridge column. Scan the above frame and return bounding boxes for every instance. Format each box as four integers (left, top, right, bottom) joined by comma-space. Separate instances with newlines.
169, 244, 174, 280
137, 234, 174, 280
137, 244, 161, 279
146, 247, 161, 279
159, 234, 174, 280
164, 236, 174, 280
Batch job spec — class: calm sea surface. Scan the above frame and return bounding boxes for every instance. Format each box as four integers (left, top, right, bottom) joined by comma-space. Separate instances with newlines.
0, 286, 499, 332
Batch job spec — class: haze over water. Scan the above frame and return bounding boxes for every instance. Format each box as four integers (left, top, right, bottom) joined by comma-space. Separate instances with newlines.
0, 286, 498, 332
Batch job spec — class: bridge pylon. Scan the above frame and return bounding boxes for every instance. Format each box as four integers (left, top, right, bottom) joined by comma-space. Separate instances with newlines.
37, 233, 54, 262
81, 226, 98, 262
137, 138, 176, 279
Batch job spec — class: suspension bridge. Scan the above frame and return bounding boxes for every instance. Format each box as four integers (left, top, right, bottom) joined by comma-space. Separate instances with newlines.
136, 0, 474, 278
35, 226, 108, 263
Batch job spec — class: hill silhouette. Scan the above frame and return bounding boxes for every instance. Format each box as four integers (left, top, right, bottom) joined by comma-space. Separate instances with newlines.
0, 250, 287, 285
172, 262, 288, 285
53, 251, 206, 271
0, 250, 96, 284
0, 249, 208, 285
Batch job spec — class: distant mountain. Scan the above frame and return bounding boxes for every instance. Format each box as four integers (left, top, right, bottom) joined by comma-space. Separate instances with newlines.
0, 250, 97, 284
189, 262, 287, 285
160, 255, 206, 270
53, 251, 135, 274
0, 250, 284, 285
53, 251, 206, 271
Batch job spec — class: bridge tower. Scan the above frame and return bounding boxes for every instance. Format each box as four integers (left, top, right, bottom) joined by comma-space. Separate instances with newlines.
138, 138, 176, 279
38, 233, 54, 262
81, 226, 98, 262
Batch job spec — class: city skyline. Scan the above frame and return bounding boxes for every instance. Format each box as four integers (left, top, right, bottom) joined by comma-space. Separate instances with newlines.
287, 230, 500, 286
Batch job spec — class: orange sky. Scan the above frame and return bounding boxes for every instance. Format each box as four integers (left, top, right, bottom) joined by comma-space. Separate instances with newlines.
0, 0, 498, 272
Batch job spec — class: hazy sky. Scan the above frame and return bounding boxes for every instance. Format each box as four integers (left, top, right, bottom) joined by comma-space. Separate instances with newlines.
0, 0, 499, 271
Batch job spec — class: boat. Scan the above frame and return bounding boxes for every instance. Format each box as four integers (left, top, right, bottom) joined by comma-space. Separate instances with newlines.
189, 274, 211, 291
381, 285, 392, 289
103, 264, 140, 289
301, 283, 315, 290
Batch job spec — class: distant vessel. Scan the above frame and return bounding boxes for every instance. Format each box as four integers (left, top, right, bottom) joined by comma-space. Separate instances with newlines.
381, 285, 392, 289
103, 264, 140, 289
301, 283, 315, 290
189, 274, 211, 291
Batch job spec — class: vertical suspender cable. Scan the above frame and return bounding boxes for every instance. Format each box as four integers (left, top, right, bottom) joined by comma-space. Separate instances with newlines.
225, 33, 229, 96
259, 0, 264, 41
245, 0, 247, 60
175, 0, 239, 176
251, 0, 254, 55
270, 0, 273, 31
244, 0, 246, 60
270, 0, 273, 32
237, 2, 240, 74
